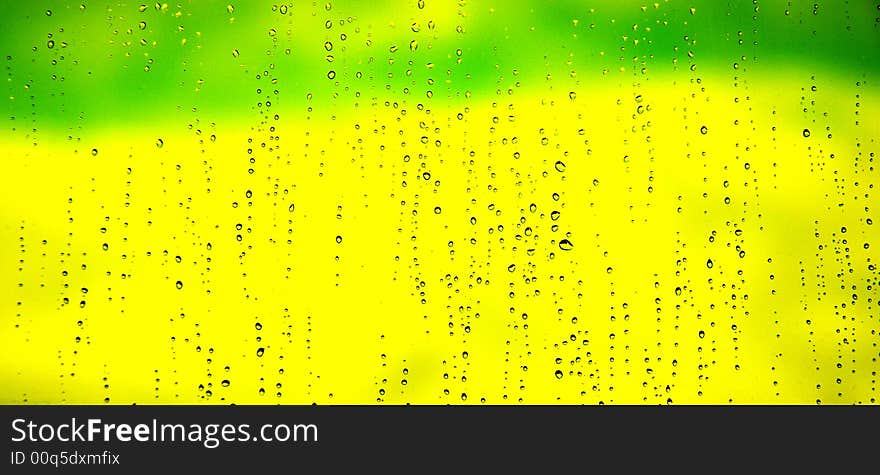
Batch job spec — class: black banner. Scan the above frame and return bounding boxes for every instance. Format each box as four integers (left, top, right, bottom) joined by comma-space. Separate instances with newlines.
2, 405, 877, 472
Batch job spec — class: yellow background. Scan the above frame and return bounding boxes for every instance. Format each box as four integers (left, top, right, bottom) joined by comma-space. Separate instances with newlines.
1, 1, 878, 404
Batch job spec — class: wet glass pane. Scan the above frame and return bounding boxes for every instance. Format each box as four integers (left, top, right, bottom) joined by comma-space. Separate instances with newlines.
1, 1, 878, 404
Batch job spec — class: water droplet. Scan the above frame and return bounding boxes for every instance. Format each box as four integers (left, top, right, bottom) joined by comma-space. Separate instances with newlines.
559, 239, 574, 251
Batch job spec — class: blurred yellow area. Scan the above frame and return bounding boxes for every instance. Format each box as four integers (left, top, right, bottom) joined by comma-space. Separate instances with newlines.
2, 69, 877, 404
